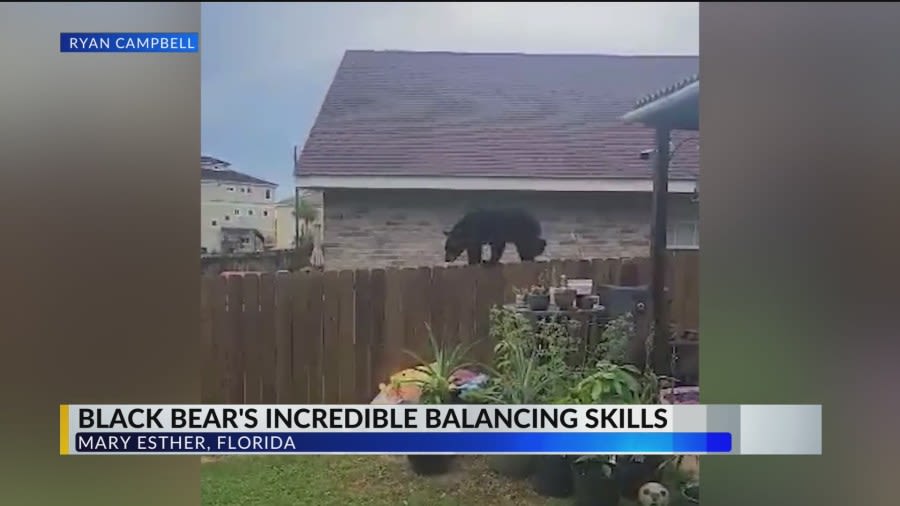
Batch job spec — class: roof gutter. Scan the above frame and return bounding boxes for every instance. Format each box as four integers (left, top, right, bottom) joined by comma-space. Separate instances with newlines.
621, 81, 699, 127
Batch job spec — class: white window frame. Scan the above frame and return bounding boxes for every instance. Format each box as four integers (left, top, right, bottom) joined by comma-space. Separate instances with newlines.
667, 220, 699, 250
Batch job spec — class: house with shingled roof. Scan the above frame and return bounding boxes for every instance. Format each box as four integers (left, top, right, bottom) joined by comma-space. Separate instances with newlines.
294, 50, 699, 269
201, 156, 278, 254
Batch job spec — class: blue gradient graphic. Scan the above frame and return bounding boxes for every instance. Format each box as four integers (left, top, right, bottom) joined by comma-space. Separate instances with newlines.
60, 33, 199, 53
74, 432, 732, 454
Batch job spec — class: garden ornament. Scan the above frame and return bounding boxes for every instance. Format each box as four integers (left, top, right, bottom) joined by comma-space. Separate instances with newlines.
637, 482, 670, 506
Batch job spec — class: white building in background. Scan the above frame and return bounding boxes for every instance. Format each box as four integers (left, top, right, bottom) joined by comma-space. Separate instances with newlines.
274, 190, 324, 250
201, 156, 277, 255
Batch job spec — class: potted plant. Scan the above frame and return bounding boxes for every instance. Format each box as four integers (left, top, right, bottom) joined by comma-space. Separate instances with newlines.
618, 368, 671, 501
572, 455, 619, 506
400, 326, 475, 476
525, 284, 551, 311
529, 373, 581, 498
513, 286, 528, 307
567, 359, 667, 502
552, 286, 577, 309
463, 307, 552, 478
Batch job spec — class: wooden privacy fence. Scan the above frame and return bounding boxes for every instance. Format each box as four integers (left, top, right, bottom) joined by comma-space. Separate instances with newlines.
201, 251, 698, 405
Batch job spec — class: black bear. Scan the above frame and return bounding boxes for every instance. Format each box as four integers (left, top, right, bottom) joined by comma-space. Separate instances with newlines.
443, 208, 547, 265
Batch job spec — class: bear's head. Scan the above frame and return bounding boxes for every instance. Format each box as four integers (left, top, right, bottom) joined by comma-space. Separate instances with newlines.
443, 230, 466, 262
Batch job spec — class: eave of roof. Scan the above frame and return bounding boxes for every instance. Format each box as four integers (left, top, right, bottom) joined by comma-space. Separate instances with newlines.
622, 76, 699, 131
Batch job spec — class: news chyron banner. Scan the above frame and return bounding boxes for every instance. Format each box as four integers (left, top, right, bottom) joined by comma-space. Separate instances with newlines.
60, 404, 822, 456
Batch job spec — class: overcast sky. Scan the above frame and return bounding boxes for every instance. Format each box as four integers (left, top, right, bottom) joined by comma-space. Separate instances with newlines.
201, 2, 699, 199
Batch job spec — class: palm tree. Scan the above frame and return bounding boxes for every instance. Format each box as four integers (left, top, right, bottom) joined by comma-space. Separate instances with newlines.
292, 198, 318, 247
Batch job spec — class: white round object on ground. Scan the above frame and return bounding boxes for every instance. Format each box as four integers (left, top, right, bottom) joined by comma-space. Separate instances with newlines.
637, 482, 670, 506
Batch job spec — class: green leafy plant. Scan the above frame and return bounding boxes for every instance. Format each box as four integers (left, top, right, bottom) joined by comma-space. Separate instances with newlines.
464, 307, 555, 404
569, 360, 644, 405
400, 324, 476, 405
526, 283, 549, 296
595, 313, 635, 365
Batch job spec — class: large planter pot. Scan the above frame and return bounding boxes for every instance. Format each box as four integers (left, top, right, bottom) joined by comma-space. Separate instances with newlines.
572, 461, 620, 506
616, 455, 664, 500
530, 455, 573, 498
487, 454, 536, 479
576, 294, 600, 310
407, 455, 453, 476
553, 288, 577, 309
525, 293, 551, 311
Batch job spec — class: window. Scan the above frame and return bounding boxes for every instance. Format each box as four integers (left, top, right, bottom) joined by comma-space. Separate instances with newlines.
667, 221, 699, 250
224, 215, 230, 221
248, 210, 254, 216
265, 189, 271, 199
247, 188, 252, 194
211, 220, 217, 226
240, 188, 245, 193
227, 187, 234, 192
263, 210, 268, 217
234, 209, 240, 215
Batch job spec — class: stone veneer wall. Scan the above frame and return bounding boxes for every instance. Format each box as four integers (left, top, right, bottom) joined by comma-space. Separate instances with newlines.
319, 188, 697, 270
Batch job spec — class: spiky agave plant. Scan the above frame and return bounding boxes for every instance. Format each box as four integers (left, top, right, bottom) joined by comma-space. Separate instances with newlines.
400, 323, 477, 405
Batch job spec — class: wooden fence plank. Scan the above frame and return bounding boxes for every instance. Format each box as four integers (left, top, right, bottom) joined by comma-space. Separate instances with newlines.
274, 272, 292, 403
337, 270, 357, 403
354, 269, 373, 403
322, 271, 342, 403
369, 269, 387, 391
619, 257, 641, 286
403, 267, 432, 365
382, 267, 406, 380
223, 275, 244, 403
429, 266, 448, 347
304, 272, 325, 403
456, 265, 478, 351
679, 251, 699, 331
436, 266, 461, 348
258, 273, 277, 403
289, 273, 311, 403
473, 265, 505, 362
241, 274, 261, 404
202, 276, 224, 403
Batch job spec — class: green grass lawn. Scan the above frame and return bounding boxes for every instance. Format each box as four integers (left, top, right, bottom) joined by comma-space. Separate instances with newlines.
202, 455, 691, 506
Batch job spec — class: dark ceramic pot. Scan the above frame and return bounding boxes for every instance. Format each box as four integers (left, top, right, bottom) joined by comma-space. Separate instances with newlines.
530, 455, 573, 498
572, 460, 620, 506
525, 293, 551, 311
616, 455, 665, 501
576, 294, 600, 309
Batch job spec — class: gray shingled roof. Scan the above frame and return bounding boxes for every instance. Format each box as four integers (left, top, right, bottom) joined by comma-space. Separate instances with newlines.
201, 156, 276, 186
296, 50, 699, 181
